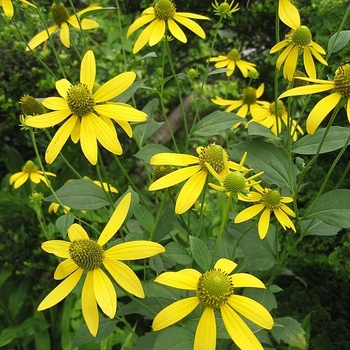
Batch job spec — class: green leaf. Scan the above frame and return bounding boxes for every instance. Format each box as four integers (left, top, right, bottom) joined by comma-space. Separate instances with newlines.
271, 317, 307, 349
292, 127, 350, 155
247, 122, 281, 140
192, 111, 243, 137
134, 144, 173, 164
153, 326, 194, 350
79, 7, 116, 21
189, 236, 211, 271
132, 202, 155, 233
127, 52, 157, 70
287, 314, 311, 350
207, 67, 230, 76
55, 213, 75, 238
9, 280, 29, 319
301, 219, 341, 236
164, 242, 193, 266
328, 30, 350, 54
44, 179, 110, 210
153, 201, 176, 241
148, 254, 176, 273
232, 141, 296, 191
305, 189, 350, 228
125, 332, 158, 350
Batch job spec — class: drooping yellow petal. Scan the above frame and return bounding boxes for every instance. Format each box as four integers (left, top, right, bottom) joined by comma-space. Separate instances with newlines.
55, 79, 71, 98
26, 25, 57, 51
132, 19, 160, 54
152, 297, 199, 331
175, 169, 207, 214
274, 208, 296, 232
234, 103, 248, 117
278, 0, 300, 29
280, 203, 295, 216
270, 39, 289, 54
214, 258, 237, 274
150, 153, 199, 166
221, 303, 265, 350
306, 92, 341, 134
37, 268, 83, 310
2, 0, 14, 17
70, 117, 81, 143
126, 13, 156, 38
173, 14, 206, 39
80, 50, 96, 91
93, 268, 116, 319
275, 43, 293, 70
228, 295, 273, 329
98, 193, 131, 246
194, 307, 216, 350
105, 241, 165, 260
104, 259, 144, 298
256, 84, 265, 98
25, 109, 70, 128
82, 271, 99, 337
258, 209, 271, 239
303, 47, 316, 78
60, 22, 70, 48
149, 18, 166, 46
279, 82, 334, 99
11, 173, 28, 189
234, 204, 264, 223
80, 114, 98, 165
231, 273, 266, 289
54, 258, 78, 280
168, 18, 187, 43
43, 97, 68, 111
68, 223, 90, 241
94, 72, 136, 103
284, 45, 299, 81
29, 172, 40, 184
155, 269, 201, 290
175, 12, 209, 20
41, 240, 71, 258
94, 104, 147, 122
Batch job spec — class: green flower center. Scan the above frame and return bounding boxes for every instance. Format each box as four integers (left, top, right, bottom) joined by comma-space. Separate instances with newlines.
197, 269, 234, 309
242, 86, 257, 105
22, 160, 37, 173
223, 171, 246, 193
218, 2, 231, 14
262, 189, 281, 209
154, 0, 176, 20
51, 3, 70, 26
334, 63, 350, 98
198, 144, 227, 173
269, 100, 285, 118
227, 48, 241, 61
69, 239, 104, 271
292, 70, 309, 88
67, 83, 95, 118
153, 165, 173, 182
292, 26, 312, 47
20, 95, 46, 116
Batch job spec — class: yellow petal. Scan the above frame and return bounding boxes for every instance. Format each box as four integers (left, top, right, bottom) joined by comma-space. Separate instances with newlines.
54, 259, 78, 280
105, 241, 165, 260
214, 258, 237, 274
104, 259, 144, 298
284, 45, 299, 81
173, 15, 206, 39
12, 173, 28, 189
279, 82, 334, 99
211, 96, 238, 107
274, 208, 296, 232
303, 47, 316, 78
194, 307, 216, 350
80, 114, 98, 165
37, 269, 83, 310
93, 269, 116, 319
278, 0, 300, 29
126, 13, 156, 38
175, 169, 207, 214
132, 19, 159, 54
306, 92, 341, 134
94, 72, 136, 103
280, 203, 296, 217
168, 19, 187, 43
45, 116, 78, 164
270, 39, 289, 54
70, 117, 81, 143
60, 22, 70, 48
256, 83, 265, 98
26, 26, 57, 51
258, 209, 270, 239
234, 204, 264, 223
94, 104, 147, 122
98, 193, 131, 246
41, 240, 71, 258
81, 50, 96, 91
2, 0, 14, 17
221, 303, 265, 350
56, 79, 71, 98
43, 97, 69, 111
82, 271, 99, 337
175, 12, 209, 20
150, 153, 199, 166
152, 297, 199, 331
68, 223, 89, 241
275, 44, 293, 70
25, 109, 70, 128
231, 273, 266, 289
155, 269, 201, 290
228, 295, 273, 329
149, 18, 166, 46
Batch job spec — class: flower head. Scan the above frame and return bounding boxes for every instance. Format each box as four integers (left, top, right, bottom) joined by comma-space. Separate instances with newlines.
152, 258, 273, 350
126, 0, 209, 54
209, 48, 257, 77
20, 95, 46, 116
212, 0, 239, 18
9, 160, 56, 189
26, 3, 101, 50
149, 144, 243, 214
24, 50, 147, 165
0, 0, 36, 18
279, 62, 350, 134
270, 5, 327, 81
38, 193, 165, 336
234, 185, 296, 239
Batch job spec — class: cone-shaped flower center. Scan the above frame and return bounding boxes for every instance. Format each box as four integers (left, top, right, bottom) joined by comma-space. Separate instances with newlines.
227, 48, 241, 61
199, 144, 227, 173
223, 171, 246, 193
153, 165, 173, 182
218, 2, 231, 15
51, 3, 70, 26
269, 100, 285, 118
67, 83, 95, 118
242, 87, 257, 105
20, 95, 46, 116
197, 269, 234, 309
22, 160, 38, 173
154, 0, 176, 20
262, 189, 281, 209
292, 26, 312, 47
292, 70, 309, 87
334, 63, 350, 98
69, 239, 104, 270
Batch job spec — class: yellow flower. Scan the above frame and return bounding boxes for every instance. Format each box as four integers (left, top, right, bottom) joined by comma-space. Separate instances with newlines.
149, 144, 242, 214
26, 3, 101, 50
25, 50, 147, 165
0, 0, 35, 18
252, 100, 304, 141
209, 48, 257, 77
38, 193, 165, 336
48, 202, 71, 214
126, 0, 209, 54
279, 62, 350, 134
152, 258, 274, 350
212, 83, 269, 126
9, 160, 56, 189
234, 185, 296, 239
270, 4, 327, 81
212, 0, 239, 18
